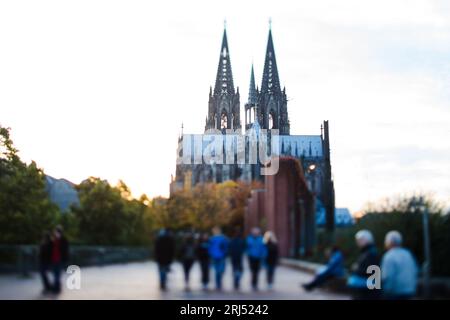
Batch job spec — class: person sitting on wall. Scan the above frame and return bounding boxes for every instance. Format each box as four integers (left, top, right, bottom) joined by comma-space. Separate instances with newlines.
347, 230, 381, 300
301, 246, 345, 291
381, 231, 418, 300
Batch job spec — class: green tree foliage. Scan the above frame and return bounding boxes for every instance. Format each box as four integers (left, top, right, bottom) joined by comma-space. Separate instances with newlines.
70, 178, 155, 246
0, 126, 60, 244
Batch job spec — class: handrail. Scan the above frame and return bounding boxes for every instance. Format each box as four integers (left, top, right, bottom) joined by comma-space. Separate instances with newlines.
0, 245, 151, 275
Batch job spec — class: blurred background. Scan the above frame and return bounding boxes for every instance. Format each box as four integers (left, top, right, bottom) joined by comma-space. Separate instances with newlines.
1, 0, 450, 299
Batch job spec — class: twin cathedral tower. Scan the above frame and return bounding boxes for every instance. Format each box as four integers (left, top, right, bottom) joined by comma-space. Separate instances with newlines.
172, 25, 334, 227
205, 26, 290, 135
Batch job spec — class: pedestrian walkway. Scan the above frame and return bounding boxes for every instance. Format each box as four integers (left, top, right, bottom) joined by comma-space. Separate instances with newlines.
0, 261, 348, 300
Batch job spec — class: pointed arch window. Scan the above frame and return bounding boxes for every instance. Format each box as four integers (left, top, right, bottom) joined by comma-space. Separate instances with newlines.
269, 111, 275, 129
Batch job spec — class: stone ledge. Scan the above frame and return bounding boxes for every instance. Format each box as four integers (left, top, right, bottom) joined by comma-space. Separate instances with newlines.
279, 258, 324, 274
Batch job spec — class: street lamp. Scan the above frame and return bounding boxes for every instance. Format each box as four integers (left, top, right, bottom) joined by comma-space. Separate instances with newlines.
412, 196, 432, 298
307, 163, 317, 193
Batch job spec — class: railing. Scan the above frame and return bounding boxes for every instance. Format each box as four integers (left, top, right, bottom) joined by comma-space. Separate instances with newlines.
0, 245, 151, 275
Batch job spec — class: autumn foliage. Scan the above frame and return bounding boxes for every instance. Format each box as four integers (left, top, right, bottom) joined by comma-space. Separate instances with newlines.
154, 180, 262, 234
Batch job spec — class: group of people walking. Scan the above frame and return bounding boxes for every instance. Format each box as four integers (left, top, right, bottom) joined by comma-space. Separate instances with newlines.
36, 225, 419, 299
38, 225, 70, 295
154, 226, 278, 291
302, 229, 419, 299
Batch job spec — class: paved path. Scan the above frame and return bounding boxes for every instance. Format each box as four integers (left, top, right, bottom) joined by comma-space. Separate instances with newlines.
0, 261, 348, 300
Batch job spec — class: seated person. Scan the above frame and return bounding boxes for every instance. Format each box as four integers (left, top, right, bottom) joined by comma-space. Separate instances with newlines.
302, 246, 344, 291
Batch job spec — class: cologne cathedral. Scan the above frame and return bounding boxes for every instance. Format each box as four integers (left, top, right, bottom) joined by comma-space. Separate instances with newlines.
171, 26, 335, 227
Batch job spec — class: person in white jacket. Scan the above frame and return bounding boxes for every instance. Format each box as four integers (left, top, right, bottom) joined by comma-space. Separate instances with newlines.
381, 231, 418, 299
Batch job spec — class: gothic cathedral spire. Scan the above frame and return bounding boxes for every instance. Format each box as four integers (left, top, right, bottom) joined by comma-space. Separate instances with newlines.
213, 28, 235, 96
259, 26, 290, 135
248, 64, 257, 105
245, 64, 259, 130
205, 26, 241, 133
261, 28, 281, 95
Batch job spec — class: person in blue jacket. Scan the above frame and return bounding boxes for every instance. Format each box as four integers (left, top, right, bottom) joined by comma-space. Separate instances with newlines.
208, 226, 229, 290
302, 246, 345, 291
246, 227, 267, 290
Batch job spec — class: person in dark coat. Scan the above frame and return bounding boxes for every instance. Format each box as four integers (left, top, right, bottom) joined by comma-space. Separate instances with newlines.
50, 225, 69, 294
154, 228, 175, 291
196, 233, 210, 290
38, 232, 53, 294
179, 233, 196, 291
229, 228, 246, 290
263, 231, 279, 290
349, 230, 381, 300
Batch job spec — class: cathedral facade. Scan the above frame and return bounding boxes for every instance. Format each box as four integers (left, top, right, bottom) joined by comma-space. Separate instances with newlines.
171, 26, 335, 230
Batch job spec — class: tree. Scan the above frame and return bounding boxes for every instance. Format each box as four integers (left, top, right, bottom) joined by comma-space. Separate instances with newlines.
70, 177, 155, 246
160, 180, 256, 234
0, 126, 60, 244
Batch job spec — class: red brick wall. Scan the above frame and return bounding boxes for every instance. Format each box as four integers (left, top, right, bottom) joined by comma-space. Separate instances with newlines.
245, 157, 314, 257
265, 160, 302, 257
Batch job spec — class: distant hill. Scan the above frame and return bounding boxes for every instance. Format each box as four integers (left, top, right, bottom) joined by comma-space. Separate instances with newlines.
45, 175, 79, 212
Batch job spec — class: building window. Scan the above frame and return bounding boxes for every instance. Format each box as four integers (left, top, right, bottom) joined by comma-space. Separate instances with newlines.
269, 111, 275, 129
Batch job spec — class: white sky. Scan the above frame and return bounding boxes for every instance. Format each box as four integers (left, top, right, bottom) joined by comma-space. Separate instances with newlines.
1, 0, 449, 212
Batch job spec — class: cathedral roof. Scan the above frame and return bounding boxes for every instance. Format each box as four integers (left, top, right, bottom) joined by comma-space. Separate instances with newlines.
280, 135, 323, 158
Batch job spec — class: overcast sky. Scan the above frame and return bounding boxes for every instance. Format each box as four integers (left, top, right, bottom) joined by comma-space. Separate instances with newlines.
1, 0, 449, 212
